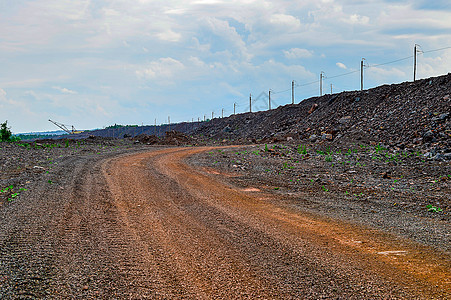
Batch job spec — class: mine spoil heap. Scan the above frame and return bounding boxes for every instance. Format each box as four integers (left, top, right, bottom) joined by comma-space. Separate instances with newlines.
194, 73, 450, 157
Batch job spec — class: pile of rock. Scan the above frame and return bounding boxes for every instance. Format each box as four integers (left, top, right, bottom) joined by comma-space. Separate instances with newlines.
193, 73, 450, 157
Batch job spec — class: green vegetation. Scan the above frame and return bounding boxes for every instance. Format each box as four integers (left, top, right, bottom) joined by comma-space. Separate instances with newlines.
1, 185, 27, 202
426, 205, 442, 213
297, 144, 308, 155
106, 124, 138, 129
0, 121, 19, 142
15, 134, 59, 140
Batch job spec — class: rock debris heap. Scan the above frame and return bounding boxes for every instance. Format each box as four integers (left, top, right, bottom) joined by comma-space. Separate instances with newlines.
193, 73, 450, 158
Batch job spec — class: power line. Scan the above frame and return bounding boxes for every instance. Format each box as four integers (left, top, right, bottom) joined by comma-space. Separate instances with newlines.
295, 79, 320, 87
366, 55, 413, 68
272, 87, 291, 94
204, 44, 451, 117
326, 69, 359, 79
423, 46, 451, 54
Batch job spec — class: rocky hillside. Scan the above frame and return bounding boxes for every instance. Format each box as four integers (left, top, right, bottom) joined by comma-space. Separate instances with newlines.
193, 73, 451, 156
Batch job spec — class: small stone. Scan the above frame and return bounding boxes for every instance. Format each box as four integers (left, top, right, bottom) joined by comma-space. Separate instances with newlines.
308, 104, 318, 114
439, 113, 449, 120
432, 154, 444, 161
322, 134, 333, 140
423, 130, 434, 142
339, 116, 351, 124
413, 137, 423, 144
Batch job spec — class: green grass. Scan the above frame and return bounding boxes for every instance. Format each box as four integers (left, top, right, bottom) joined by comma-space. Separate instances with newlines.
426, 205, 442, 213
297, 144, 308, 155
1, 185, 27, 202
0, 185, 14, 193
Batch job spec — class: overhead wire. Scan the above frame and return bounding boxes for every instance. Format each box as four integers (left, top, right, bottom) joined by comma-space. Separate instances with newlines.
216, 44, 451, 115
422, 45, 451, 54
366, 55, 413, 68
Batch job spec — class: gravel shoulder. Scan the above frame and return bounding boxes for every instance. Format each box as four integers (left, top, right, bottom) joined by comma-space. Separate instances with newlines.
187, 142, 450, 254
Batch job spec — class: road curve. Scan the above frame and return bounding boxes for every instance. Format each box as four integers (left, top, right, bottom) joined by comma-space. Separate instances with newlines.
0, 147, 449, 298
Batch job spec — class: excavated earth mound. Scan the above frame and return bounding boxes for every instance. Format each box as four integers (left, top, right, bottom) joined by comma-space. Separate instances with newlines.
193, 73, 450, 157
132, 131, 195, 146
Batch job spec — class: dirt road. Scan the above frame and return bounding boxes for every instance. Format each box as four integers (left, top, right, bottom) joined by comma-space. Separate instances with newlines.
1, 147, 449, 298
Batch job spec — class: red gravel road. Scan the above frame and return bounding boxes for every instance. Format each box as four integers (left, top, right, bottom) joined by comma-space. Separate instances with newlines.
0, 147, 449, 298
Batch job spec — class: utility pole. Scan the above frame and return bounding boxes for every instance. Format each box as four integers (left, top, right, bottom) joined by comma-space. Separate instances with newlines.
360, 58, 365, 90
413, 44, 423, 81
154, 118, 156, 135
414, 44, 417, 81
212, 111, 214, 120
168, 116, 170, 132
249, 93, 252, 113
221, 108, 224, 118
268, 90, 271, 110
234, 102, 236, 115
291, 80, 295, 104
330, 84, 333, 94
204, 115, 206, 121
320, 71, 324, 96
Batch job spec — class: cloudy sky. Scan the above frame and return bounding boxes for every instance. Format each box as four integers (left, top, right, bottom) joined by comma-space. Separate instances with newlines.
1, 0, 450, 133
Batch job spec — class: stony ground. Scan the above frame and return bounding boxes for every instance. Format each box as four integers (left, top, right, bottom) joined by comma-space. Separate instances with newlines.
0, 138, 138, 206
2, 137, 449, 254
188, 141, 450, 254
1, 142, 449, 298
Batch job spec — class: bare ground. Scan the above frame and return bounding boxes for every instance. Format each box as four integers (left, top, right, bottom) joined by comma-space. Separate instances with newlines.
0, 143, 449, 298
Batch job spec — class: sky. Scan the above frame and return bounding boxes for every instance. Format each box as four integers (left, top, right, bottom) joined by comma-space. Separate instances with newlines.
0, 0, 451, 133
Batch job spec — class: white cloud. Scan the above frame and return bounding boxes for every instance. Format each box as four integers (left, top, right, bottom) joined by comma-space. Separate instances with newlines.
136, 57, 185, 81
156, 29, 182, 42
203, 17, 251, 60
342, 14, 370, 25
366, 66, 406, 81
283, 48, 314, 59
269, 14, 301, 30
53, 86, 77, 94
336, 62, 347, 69
417, 49, 451, 79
